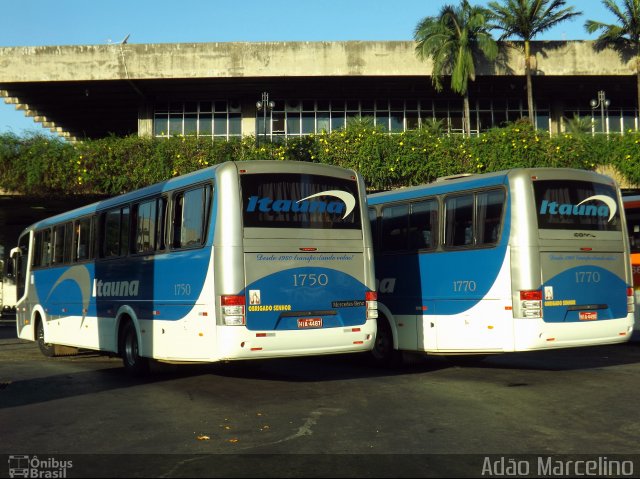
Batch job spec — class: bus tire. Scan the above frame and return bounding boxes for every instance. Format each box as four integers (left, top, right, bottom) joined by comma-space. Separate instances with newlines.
370, 316, 399, 366
120, 321, 149, 376
36, 318, 56, 358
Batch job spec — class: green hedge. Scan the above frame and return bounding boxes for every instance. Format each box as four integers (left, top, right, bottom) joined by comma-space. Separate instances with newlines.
1, 120, 639, 197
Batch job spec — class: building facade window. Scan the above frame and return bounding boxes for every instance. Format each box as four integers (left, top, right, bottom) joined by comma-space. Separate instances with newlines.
255, 98, 551, 139
151, 97, 634, 141
154, 101, 242, 139
562, 106, 638, 135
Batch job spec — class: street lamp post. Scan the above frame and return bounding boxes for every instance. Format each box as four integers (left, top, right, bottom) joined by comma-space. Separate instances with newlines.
256, 92, 275, 146
590, 90, 610, 136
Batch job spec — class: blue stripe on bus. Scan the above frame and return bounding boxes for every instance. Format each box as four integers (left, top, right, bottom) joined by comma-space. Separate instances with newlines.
36, 247, 212, 322
375, 180, 512, 316
244, 266, 368, 331
542, 266, 628, 322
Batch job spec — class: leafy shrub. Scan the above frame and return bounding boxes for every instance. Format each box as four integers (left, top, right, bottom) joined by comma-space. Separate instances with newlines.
1, 121, 638, 197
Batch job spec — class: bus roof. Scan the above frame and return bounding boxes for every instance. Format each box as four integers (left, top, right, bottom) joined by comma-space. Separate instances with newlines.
20, 160, 360, 233
367, 168, 616, 205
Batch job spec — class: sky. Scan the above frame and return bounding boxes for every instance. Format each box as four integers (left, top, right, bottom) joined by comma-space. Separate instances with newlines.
0, 0, 617, 136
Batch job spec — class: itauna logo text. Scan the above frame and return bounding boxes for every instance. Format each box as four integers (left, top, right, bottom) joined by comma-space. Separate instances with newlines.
93, 279, 140, 297
246, 190, 356, 219
539, 195, 617, 222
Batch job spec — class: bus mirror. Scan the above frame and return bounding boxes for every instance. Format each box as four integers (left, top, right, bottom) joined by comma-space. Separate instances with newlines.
8, 247, 19, 279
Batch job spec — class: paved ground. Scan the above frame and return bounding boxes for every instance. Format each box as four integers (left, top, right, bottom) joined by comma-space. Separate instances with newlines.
1, 323, 639, 477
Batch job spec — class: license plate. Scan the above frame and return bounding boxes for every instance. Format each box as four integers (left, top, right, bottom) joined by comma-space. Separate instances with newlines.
298, 318, 322, 329
579, 311, 598, 321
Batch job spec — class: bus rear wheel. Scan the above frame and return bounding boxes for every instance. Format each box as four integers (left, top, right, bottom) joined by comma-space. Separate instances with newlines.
36, 319, 55, 358
120, 322, 149, 376
370, 317, 400, 366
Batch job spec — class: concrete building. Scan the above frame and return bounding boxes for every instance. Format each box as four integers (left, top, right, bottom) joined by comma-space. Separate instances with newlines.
0, 40, 637, 142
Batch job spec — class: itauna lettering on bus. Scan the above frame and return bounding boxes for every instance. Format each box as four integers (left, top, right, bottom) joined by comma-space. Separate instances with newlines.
93, 279, 140, 297
539, 195, 617, 222
245, 190, 356, 219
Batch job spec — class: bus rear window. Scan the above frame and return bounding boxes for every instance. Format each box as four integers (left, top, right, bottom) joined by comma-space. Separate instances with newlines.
625, 203, 640, 253
241, 173, 361, 229
534, 180, 621, 231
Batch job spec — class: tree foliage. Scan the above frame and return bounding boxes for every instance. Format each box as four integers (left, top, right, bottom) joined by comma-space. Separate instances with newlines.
414, 0, 498, 136
2, 122, 638, 198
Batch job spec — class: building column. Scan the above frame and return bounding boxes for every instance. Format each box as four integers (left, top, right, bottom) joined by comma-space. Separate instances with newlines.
138, 104, 153, 137
549, 100, 564, 136
242, 100, 257, 137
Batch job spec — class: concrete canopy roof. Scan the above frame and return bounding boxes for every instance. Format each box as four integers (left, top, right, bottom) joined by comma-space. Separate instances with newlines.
0, 40, 635, 140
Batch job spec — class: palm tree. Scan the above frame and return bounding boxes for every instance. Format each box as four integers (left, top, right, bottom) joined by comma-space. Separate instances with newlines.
585, 0, 640, 117
488, 0, 581, 124
414, 0, 497, 137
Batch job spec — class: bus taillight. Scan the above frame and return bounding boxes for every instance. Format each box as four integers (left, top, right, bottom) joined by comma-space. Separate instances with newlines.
366, 291, 378, 320
221, 295, 246, 326
627, 287, 635, 314
520, 290, 542, 319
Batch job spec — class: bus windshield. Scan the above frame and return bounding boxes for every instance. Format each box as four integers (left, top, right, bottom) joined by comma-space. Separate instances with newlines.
241, 173, 361, 229
533, 179, 621, 231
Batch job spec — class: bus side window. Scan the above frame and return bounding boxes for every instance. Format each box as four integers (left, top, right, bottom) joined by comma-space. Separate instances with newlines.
53, 224, 66, 264
410, 199, 438, 250
16, 234, 29, 299
172, 186, 211, 249
476, 189, 505, 246
63, 222, 73, 263
74, 217, 92, 262
444, 194, 474, 247
102, 207, 130, 258
157, 197, 168, 251
32, 231, 43, 268
41, 229, 52, 266
368, 208, 378, 252
381, 204, 409, 252
135, 199, 158, 253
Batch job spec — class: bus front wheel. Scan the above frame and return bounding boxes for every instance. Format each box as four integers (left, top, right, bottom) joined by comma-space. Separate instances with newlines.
120, 321, 149, 376
36, 319, 55, 358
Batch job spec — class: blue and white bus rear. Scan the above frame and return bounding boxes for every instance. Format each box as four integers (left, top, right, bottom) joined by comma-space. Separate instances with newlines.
367, 168, 634, 363
12, 160, 377, 373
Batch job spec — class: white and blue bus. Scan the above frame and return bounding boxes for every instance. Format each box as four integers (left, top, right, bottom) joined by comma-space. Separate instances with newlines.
11, 161, 377, 373
367, 168, 634, 363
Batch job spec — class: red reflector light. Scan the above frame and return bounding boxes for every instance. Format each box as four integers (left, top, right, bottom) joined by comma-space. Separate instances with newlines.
366, 291, 377, 301
628, 287, 634, 297
299, 247, 317, 252
580, 247, 593, 251
256, 333, 267, 337
222, 295, 245, 306
520, 290, 542, 301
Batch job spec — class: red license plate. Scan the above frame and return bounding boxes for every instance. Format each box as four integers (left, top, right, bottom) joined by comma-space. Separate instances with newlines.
298, 318, 322, 329
579, 311, 598, 321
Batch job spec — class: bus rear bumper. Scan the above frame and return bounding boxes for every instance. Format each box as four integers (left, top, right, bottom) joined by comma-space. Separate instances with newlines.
512, 315, 635, 351
215, 322, 376, 360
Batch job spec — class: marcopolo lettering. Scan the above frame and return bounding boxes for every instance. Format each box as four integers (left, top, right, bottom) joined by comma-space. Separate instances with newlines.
539, 194, 617, 222
246, 190, 356, 219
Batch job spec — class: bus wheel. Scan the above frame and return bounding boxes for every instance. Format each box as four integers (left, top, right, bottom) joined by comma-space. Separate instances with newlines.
36, 320, 55, 358
370, 317, 398, 366
120, 322, 149, 376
